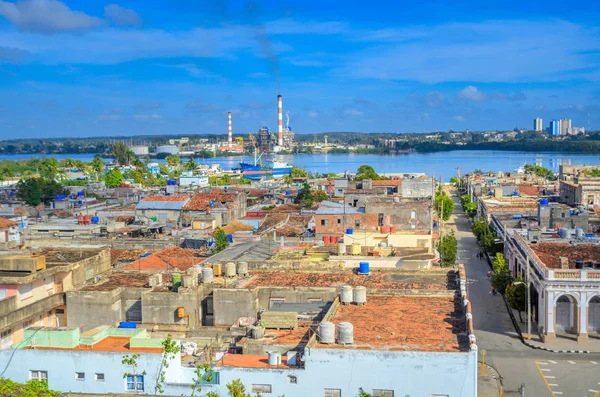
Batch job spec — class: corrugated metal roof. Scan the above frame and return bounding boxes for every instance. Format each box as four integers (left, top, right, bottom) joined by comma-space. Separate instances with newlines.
136, 201, 187, 210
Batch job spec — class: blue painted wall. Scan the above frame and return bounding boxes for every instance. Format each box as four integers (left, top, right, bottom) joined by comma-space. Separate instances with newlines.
0, 347, 477, 396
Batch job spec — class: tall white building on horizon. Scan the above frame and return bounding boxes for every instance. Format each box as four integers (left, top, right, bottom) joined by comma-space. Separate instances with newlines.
559, 118, 572, 135
534, 117, 543, 131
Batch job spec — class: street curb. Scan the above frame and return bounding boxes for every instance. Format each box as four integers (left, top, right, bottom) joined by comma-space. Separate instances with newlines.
482, 252, 593, 355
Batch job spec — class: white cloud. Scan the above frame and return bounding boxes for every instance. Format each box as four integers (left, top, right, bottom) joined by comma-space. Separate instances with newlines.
457, 86, 486, 102
337, 20, 600, 83
104, 4, 140, 27
344, 109, 363, 116
0, 0, 103, 33
134, 113, 161, 121
171, 64, 217, 78
266, 19, 347, 35
308, 110, 319, 118
453, 115, 465, 121
0, 45, 29, 62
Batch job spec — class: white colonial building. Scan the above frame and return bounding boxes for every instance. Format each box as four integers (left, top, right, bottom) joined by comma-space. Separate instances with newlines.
505, 233, 600, 343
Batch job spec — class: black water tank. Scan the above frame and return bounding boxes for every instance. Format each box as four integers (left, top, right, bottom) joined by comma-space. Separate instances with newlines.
575, 260, 584, 269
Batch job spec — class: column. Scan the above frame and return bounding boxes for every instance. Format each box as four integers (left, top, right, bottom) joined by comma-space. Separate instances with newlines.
544, 291, 556, 342
578, 301, 589, 343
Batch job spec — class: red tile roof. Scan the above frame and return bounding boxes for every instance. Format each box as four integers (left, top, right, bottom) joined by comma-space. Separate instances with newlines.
142, 195, 189, 202
122, 247, 204, 271
183, 191, 238, 211
518, 185, 539, 196
531, 243, 600, 269
0, 219, 18, 228
372, 180, 402, 186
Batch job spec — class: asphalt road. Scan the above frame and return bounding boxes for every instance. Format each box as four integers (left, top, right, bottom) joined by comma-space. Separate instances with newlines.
447, 190, 600, 396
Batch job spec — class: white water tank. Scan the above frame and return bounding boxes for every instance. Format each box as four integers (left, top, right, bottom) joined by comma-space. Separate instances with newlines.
202, 267, 214, 283
340, 285, 353, 304
182, 274, 195, 287
319, 322, 335, 344
267, 351, 281, 366
353, 286, 367, 305
337, 322, 354, 345
237, 261, 249, 276
225, 262, 236, 278
575, 228, 584, 238
337, 242, 346, 255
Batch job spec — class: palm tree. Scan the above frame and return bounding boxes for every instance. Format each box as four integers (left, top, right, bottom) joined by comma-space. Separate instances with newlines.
185, 158, 197, 171
111, 142, 129, 165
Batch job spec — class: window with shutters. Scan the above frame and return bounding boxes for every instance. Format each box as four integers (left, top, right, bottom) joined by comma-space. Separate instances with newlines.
125, 300, 142, 322
29, 370, 48, 381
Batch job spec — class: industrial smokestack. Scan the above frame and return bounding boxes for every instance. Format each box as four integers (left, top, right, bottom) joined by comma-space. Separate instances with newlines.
228, 112, 232, 148
277, 95, 283, 146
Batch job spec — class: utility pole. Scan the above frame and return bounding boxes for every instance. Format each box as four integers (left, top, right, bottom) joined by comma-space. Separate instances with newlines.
526, 256, 531, 340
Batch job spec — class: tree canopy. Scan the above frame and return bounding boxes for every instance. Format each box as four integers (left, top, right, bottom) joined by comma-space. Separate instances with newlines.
0, 378, 60, 397
354, 165, 385, 181
212, 227, 229, 253
111, 142, 130, 166
434, 190, 454, 221
437, 229, 457, 267
104, 168, 124, 188
17, 178, 69, 206
523, 164, 554, 179
294, 182, 314, 208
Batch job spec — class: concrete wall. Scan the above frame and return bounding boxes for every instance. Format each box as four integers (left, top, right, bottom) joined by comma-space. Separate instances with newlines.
66, 289, 122, 331
401, 178, 435, 198
212, 289, 258, 326
141, 288, 201, 327
365, 199, 431, 231
255, 287, 337, 309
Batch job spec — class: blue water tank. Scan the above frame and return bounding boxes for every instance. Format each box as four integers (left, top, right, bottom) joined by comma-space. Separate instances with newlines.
91, 217, 99, 224
224, 186, 228, 191
585, 233, 595, 239
210, 200, 215, 207
346, 228, 353, 235
208, 241, 214, 247
77, 191, 84, 196
359, 262, 370, 275
77, 200, 83, 205
513, 191, 518, 196
285, 191, 290, 196
227, 234, 233, 243
433, 221, 438, 227
56, 195, 66, 200
119, 321, 137, 329
539, 199, 549, 205
512, 215, 522, 219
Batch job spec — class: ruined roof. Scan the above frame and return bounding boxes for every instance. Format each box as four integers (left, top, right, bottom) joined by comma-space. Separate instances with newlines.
0, 218, 18, 228
241, 270, 451, 290
111, 249, 158, 266
217, 354, 291, 369
183, 190, 238, 211
121, 246, 204, 271
221, 221, 255, 234
266, 204, 301, 213
317, 295, 465, 352
256, 214, 288, 234
41, 248, 105, 264
530, 243, 600, 269
79, 272, 150, 291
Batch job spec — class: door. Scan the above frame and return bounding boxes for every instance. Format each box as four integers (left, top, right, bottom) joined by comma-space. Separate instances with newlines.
555, 295, 574, 333
589, 297, 600, 333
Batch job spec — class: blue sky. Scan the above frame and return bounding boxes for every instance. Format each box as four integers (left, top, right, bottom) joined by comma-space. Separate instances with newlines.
0, 0, 599, 138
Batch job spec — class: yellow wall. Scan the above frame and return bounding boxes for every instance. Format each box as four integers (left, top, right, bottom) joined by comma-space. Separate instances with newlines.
344, 232, 432, 250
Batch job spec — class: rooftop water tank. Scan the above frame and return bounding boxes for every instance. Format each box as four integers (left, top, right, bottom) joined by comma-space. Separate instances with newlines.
358, 262, 370, 275
576, 228, 584, 238
237, 261, 249, 277
337, 242, 346, 256
319, 322, 335, 344
172, 273, 182, 290
353, 286, 367, 305
267, 351, 281, 366
346, 228, 353, 235
119, 321, 137, 329
225, 262, 236, 278
91, 217, 99, 224
351, 243, 361, 255
539, 199, 549, 206
202, 267, 214, 283
340, 285, 353, 304
213, 263, 222, 277
337, 322, 354, 345
77, 191, 84, 196
227, 234, 233, 243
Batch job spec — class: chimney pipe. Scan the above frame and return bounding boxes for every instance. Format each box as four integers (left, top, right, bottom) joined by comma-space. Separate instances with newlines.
228, 112, 232, 147
277, 95, 283, 146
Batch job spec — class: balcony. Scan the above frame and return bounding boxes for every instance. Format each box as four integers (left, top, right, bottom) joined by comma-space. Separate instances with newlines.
0, 293, 65, 330
546, 269, 600, 282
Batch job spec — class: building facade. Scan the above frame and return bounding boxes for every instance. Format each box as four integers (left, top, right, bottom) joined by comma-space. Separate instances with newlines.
534, 117, 543, 132
549, 120, 560, 136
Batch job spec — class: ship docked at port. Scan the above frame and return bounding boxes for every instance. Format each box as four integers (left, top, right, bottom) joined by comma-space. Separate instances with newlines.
235, 159, 293, 180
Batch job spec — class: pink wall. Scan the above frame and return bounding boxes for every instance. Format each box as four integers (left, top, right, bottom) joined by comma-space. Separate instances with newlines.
0, 284, 17, 297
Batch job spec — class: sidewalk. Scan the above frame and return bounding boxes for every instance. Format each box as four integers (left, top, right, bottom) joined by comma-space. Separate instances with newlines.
478, 363, 501, 397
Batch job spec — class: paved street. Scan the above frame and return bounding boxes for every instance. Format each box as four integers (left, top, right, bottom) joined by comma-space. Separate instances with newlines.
446, 190, 600, 396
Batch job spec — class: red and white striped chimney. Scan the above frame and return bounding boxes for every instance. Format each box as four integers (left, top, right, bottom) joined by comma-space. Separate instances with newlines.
277, 95, 283, 146
228, 111, 232, 148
